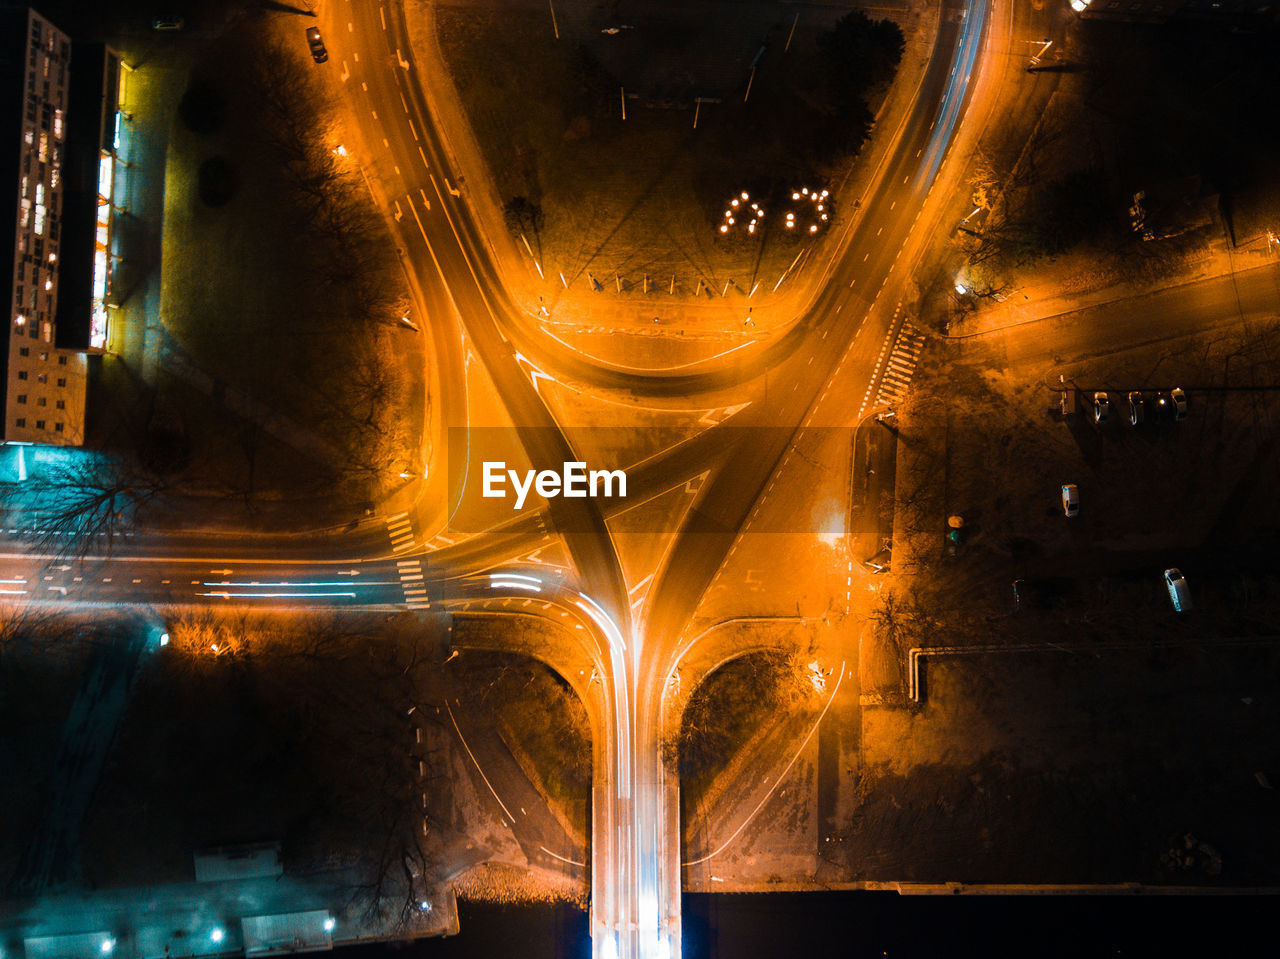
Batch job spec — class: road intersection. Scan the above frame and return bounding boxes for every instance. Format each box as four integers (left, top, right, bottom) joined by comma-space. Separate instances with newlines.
0, 1, 1006, 957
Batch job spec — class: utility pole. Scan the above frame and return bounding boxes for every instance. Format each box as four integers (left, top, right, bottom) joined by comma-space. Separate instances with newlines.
1027, 38, 1052, 70
744, 46, 766, 103
691, 97, 720, 129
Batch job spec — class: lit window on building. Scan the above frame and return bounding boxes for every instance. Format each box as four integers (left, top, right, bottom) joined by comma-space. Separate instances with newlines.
38, 131, 47, 162
34, 204, 45, 235
53, 108, 62, 139
23, 129, 33, 146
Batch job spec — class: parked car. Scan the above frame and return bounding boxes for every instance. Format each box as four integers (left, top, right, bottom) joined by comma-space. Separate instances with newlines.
306, 26, 329, 63
1091, 391, 1111, 425
1164, 568, 1191, 612
1170, 387, 1188, 421
1061, 483, 1080, 517
1127, 391, 1144, 426
151, 16, 184, 30
1152, 391, 1173, 421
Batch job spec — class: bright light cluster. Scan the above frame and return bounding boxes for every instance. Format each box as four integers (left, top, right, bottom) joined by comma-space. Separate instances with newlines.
718, 186, 833, 239
719, 191, 764, 236
786, 186, 831, 235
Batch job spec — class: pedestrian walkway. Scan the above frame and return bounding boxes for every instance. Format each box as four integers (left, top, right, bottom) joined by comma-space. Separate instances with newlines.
155, 330, 341, 466
873, 321, 925, 408
396, 558, 431, 608
385, 512, 416, 553
857, 305, 925, 418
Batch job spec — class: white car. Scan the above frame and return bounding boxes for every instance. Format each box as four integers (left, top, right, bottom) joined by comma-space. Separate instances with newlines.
1170, 387, 1188, 421
1061, 484, 1080, 517
1092, 391, 1111, 425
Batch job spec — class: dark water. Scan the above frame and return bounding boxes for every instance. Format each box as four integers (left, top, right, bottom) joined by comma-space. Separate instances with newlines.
335, 892, 1274, 959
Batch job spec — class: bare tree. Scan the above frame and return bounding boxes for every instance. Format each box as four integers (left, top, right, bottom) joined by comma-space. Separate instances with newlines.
0, 454, 167, 559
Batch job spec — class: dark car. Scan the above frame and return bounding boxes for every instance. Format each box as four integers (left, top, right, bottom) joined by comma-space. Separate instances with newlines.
306, 26, 328, 63
1127, 391, 1144, 426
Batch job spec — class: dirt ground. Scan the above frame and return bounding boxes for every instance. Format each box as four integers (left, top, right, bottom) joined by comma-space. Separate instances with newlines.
889, 321, 1280, 628
846, 645, 1280, 885
146, 19, 417, 510
433, 1, 905, 300
935, 15, 1280, 325
0, 626, 95, 885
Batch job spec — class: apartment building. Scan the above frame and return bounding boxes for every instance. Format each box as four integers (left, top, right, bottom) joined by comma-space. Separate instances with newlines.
1, 7, 119, 447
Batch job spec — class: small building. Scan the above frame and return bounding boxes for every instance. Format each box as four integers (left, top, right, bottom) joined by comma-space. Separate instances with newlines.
24, 932, 116, 959
240, 912, 334, 957
194, 842, 285, 883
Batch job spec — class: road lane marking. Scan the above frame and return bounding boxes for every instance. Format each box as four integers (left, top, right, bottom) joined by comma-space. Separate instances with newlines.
380, 5, 386, 28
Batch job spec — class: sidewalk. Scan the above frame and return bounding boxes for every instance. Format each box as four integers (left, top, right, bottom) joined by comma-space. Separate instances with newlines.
108, 43, 185, 383
945, 241, 1280, 340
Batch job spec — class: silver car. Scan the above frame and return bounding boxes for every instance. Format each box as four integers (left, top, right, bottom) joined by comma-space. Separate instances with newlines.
1061, 484, 1080, 517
